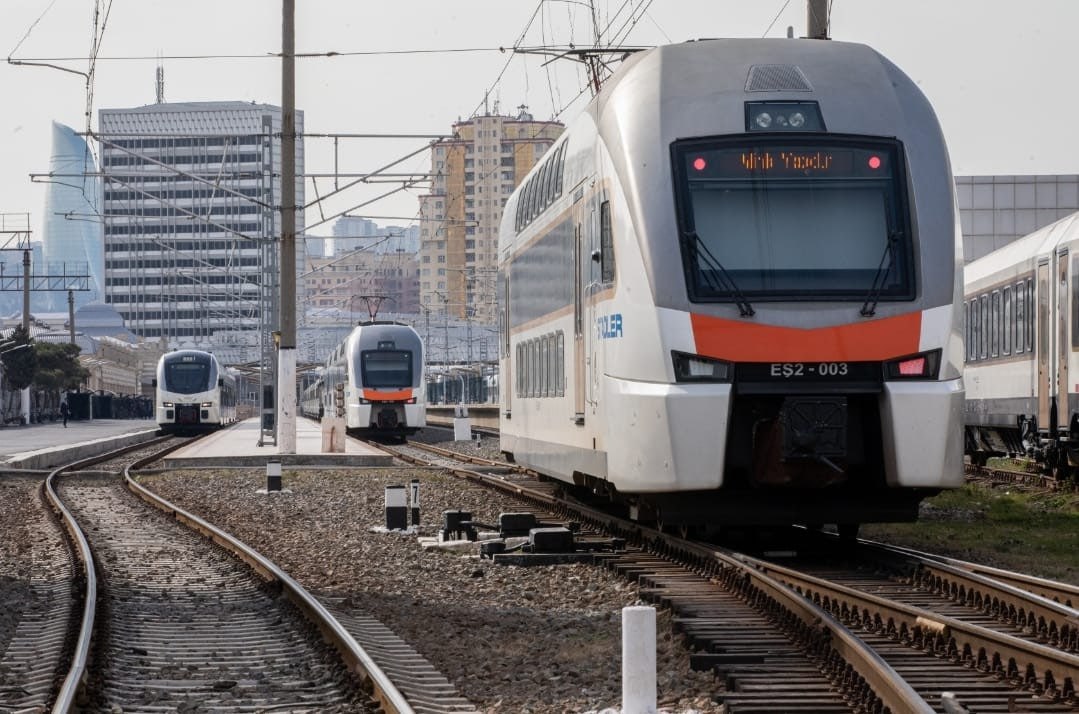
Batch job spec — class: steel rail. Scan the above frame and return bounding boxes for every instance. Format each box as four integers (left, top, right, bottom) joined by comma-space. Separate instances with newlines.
846, 537, 1079, 652
43, 435, 175, 713
732, 551, 1079, 703
124, 460, 414, 714
860, 537, 1079, 609
384, 441, 935, 713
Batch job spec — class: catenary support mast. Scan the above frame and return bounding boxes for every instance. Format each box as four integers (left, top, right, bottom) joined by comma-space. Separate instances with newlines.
278, 0, 297, 453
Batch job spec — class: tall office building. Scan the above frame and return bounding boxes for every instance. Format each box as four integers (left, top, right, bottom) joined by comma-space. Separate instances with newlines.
98, 101, 304, 362
418, 106, 563, 322
39, 121, 101, 312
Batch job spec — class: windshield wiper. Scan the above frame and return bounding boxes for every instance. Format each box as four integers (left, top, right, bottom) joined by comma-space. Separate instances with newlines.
682, 230, 755, 317
860, 230, 903, 317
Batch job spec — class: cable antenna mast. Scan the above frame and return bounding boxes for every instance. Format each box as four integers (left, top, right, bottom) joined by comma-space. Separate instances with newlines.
155, 58, 165, 103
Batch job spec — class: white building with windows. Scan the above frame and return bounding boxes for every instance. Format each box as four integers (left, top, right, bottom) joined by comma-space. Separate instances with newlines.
98, 101, 304, 362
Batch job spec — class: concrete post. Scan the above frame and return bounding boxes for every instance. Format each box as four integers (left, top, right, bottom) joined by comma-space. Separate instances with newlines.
622, 605, 656, 714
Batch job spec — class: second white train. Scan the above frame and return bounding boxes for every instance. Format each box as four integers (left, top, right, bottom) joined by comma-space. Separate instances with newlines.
302, 322, 426, 439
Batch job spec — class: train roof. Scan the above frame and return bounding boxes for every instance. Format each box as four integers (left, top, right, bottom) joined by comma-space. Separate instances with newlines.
964, 210, 1079, 285
502, 37, 957, 315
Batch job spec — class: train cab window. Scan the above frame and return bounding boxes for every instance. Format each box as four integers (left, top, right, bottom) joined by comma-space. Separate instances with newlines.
599, 201, 615, 284
672, 138, 913, 303
360, 350, 412, 389
1002, 286, 1012, 355
163, 358, 211, 394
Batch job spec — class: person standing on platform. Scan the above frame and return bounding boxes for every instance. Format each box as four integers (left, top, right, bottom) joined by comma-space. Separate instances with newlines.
60, 401, 69, 428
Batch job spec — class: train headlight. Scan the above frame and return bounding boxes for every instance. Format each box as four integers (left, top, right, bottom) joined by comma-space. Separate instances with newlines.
672, 351, 732, 382
745, 101, 824, 132
884, 349, 941, 380
162, 401, 174, 407
201, 402, 213, 408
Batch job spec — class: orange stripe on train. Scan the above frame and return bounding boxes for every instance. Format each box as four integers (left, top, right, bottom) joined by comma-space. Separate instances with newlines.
690, 311, 922, 362
362, 388, 413, 401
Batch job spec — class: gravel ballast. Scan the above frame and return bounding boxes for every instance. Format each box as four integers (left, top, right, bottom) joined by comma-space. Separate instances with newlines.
140, 438, 726, 713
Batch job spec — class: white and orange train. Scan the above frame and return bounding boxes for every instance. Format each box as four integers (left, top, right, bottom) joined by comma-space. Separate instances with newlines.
301, 321, 426, 439
497, 38, 965, 533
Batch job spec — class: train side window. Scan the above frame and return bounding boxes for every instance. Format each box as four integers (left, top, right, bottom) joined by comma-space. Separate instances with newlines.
975, 297, 984, 360
524, 340, 531, 398
963, 301, 971, 362
530, 339, 539, 398
1002, 285, 1012, 356
990, 290, 1000, 358
516, 343, 524, 397
979, 294, 988, 360
556, 331, 565, 396
600, 200, 615, 283
537, 160, 552, 215
1015, 283, 1025, 354
555, 144, 566, 198
546, 334, 557, 398
540, 336, 549, 397
1027, 278, 1035, 351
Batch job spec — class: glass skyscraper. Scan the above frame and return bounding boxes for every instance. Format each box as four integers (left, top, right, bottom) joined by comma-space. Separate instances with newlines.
39, 121, 101, 311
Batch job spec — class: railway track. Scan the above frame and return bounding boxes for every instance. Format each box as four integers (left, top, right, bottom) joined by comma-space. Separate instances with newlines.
1, 436, 417, 713
389, 437, 1079, 712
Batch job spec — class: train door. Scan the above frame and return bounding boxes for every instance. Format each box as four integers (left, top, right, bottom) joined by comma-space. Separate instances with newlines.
1057, 249, 1069, 433
1037, 260, 1052, 429
500, 272, 512, 418
573, 218, 586, 424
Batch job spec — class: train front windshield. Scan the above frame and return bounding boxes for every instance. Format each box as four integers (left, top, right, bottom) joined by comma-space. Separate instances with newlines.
164, 360, 212, 394
672, 138, 913, 302
360, 351, 412, 388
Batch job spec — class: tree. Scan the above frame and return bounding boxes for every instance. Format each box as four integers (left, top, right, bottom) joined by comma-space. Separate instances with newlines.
34, 342, 89, 394
1, 324, 36, 391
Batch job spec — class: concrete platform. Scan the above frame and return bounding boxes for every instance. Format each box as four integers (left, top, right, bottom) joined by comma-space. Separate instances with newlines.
0, 419, 160, 471
162, 417, 394, 468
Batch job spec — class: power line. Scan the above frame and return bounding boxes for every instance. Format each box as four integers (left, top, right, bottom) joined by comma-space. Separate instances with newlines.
8, 44, 595, 63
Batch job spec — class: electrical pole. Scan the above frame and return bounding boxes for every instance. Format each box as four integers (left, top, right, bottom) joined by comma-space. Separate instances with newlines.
68, 289, 76, 343
21, 248, 30, 423
278, 0, 297, 453
807, 0, 829, 40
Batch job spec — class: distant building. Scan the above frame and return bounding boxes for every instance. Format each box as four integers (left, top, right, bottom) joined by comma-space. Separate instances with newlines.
39, 122, 101, 312
418, 106, 563, 322
957, 175, 1079, 262
305, 248, 419, 319
97, 100, 305, 361
332, 217, 420, 255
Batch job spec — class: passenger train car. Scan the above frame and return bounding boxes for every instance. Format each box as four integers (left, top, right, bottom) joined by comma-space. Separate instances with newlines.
497, 38, 965, 531
154, 349, 237, 434
305, 322, 426, 438
964, 212, 1079, 477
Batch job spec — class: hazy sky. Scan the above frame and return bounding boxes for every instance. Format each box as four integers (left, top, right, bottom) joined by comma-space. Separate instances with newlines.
2, 0, 1077, 242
